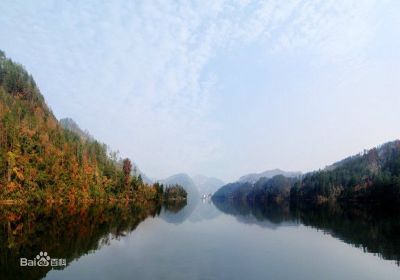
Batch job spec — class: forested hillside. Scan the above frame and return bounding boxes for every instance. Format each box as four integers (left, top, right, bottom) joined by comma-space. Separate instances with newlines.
0, 51, 185, 203
291, 141, 400, 204
214, 141, 400, 205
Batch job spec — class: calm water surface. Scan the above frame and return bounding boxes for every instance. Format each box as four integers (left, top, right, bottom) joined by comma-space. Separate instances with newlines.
1, 200, 400, 280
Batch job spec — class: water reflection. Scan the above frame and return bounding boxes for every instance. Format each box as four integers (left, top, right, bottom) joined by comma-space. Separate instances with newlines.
0, 201, 186, 280
1, 198, 400, 280
212, 199, 400, 264
159, 198, 220, 224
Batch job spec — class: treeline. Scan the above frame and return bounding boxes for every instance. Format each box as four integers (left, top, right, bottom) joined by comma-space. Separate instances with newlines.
160, 184, 188, 212
163, 184, 187, 201
0, 51, 187, 203
213, 141, 400, 205
291, 141, 400, 204
213, 175, 297, 204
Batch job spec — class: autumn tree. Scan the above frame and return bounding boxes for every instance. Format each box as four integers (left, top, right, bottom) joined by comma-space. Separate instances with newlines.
122, 158, 132, 190
0, 51, 173, 203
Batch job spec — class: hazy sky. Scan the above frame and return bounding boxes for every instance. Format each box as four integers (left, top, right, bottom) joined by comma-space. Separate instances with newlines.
1, 0, 400, 182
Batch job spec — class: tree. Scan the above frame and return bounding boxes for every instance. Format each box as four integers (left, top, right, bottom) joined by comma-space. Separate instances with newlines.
0, 51, 171, 203
122, 158, 132, 190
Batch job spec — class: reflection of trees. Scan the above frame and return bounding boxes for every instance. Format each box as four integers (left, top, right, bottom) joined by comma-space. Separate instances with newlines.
212, 198, 293, 225
291, 202, 400, 265
163, 199, 187, 213
213, 199, 400, 264
0, 202, 162, 280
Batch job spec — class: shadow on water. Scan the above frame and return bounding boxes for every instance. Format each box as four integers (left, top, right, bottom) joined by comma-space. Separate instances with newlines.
3, 197, 400, 279
0, 200, 187, 280
212, 198, 400, 265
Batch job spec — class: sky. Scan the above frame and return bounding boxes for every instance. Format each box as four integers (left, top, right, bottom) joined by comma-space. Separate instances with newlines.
1, 0, 400, 182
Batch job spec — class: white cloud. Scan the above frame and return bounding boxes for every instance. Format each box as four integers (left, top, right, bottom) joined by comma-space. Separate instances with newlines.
0, 0, 381, 180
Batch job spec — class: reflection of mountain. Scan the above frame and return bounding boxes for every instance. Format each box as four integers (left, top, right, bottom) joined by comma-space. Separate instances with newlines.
159, 199, 190, 224
160, 199, 222, 224
188, 200, 222, 223
212, 199, 296, 229
213, 199, 400, 264
159, 207, 189, 224
163, 199, 187, 213
159, 174, 199, 223
158, 174, 224, 224
291, 203, 400, 264
0, 203, 163, 280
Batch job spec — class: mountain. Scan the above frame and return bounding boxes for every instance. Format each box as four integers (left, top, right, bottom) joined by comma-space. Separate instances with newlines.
159, 173, 200, 200
239, 169, 301, 183
213, 181, 253, 201
213, 175, 296, 203
192, 175, 224, 194
291, 140, 400, 203
0, 52, 122, 200
213, 169, 300, 202
250, 175, 297, 203
159, 173, 225, 198
214, 141, 400, 205
157, 173, 199, 224
158, 174, 224, 224
0, 51, 167, 202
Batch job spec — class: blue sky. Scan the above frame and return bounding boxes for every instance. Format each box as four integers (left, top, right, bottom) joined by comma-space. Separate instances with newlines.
1, 0, 400, 181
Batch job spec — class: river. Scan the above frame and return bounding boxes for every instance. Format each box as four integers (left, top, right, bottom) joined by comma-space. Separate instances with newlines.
1, 199, 399, 280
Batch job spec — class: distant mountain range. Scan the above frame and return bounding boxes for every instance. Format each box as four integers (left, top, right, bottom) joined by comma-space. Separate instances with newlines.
158, 173, 224, 224
158, 173, 200, 223
239, 169, 301, 183
159, 173, 199, 199
159, 173, 224, 197
214, 169, 301, 202
192, 175, 225, 194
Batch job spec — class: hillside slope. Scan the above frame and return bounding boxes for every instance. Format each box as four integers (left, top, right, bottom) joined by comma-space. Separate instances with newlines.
214, 141, 400, 205
291, 140, 400, 203
0, 51, 161, 202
